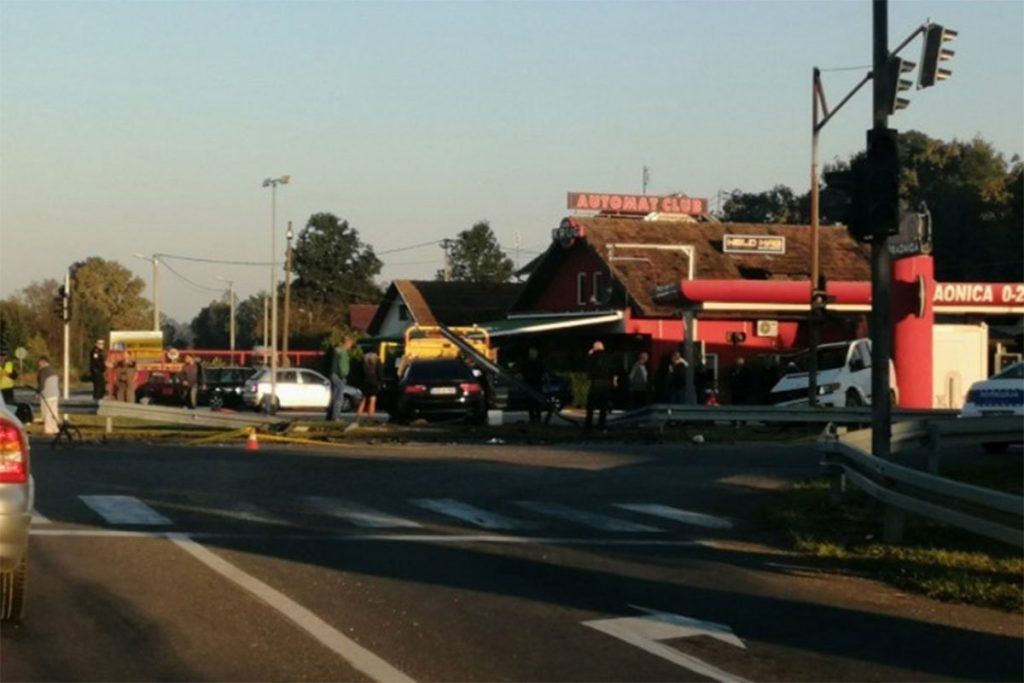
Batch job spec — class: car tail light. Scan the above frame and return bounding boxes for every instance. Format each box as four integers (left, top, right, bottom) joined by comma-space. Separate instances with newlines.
404, 384, 428, 395
0, 418, 28, 484
460, 383, 482, 393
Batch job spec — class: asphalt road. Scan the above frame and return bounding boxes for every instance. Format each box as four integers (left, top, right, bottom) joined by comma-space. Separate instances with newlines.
3, 438, 1021, 682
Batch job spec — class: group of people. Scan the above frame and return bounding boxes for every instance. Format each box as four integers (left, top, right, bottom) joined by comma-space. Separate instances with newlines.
1, 347, 61, 435
326, 337, 382, 421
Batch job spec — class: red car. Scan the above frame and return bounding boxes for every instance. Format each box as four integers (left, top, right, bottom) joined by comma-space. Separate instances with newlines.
135, 372, 189, 406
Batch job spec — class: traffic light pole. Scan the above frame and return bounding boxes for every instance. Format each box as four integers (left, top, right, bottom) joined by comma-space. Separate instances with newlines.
62, 271, 70, 401
871, 0, 893, 460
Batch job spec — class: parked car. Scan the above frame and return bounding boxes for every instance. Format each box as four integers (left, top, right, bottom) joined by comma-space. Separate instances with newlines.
200, 366, 256, 409
136, 372, 189, 406
961, 362, 1024, 418
392, 359, 487, 423
0, 398, 32, 622
770, 339, 897, 407
242, 368, 362, 412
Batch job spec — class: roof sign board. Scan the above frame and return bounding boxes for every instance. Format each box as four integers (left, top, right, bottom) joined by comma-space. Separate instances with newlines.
568, 192, 707, 216
722, 234, 786, 255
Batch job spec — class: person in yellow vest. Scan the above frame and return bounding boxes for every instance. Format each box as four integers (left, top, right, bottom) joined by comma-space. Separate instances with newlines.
0, 349, 16, 405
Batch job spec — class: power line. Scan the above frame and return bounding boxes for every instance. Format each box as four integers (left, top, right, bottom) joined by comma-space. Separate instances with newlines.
160, 260, 224, 293
376, 240, 442, 255
158, 252, 272, 267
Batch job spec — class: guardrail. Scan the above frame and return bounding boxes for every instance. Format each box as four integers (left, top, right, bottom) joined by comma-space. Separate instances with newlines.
819, 416, 1023, 547
608, 403, 958, 428
97, 400, 287, 431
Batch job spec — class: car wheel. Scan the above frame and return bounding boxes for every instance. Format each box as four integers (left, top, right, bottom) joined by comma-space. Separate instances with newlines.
845, 389, 863, 407
341, 395, 354, 413
208, 393, 224, 410
259, 396, 281, 413
0, 554, 28, 622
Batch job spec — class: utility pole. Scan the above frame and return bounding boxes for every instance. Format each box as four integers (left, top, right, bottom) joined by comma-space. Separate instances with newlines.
871, 0, 893, 460
642, 166, 651, 195
217, 277, 236, 364
62, 270, 70, 400
283, 221, 294, 367
263, 296, 269, 352
440, 239, 455, 282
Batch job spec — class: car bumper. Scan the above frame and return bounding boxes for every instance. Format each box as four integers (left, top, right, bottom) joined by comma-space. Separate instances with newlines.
0, 476, 34, 572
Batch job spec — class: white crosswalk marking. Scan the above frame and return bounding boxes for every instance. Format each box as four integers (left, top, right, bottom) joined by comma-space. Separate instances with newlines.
613, 503, 733, 530
515, 501, 663, 532
303, 497, 421, 528
80, 495, 172, 526
412, 498, 536, 530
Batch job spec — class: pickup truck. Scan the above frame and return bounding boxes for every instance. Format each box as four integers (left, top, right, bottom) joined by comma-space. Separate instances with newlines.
769, 338, 895, 407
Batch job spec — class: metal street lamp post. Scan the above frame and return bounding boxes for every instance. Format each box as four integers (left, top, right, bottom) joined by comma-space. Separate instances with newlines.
262, 175, 290, 413
283, 221, 294, 367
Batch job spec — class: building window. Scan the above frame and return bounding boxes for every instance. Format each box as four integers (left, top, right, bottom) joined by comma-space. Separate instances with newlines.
592, 272, 603, 305
576, 272, 587, 306
398, 304, 410, 321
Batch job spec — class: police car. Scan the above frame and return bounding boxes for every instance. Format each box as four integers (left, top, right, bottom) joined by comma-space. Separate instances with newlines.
960, 362, 1024, 418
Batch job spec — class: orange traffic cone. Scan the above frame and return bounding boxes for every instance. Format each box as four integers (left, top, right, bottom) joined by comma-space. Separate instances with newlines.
246, 429, 260, 451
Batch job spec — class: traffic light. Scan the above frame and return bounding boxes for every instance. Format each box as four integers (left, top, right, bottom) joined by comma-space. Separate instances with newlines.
884, 57, 915, 114
919, 23, 956, 88
53, 286, 71, 322
863, 128, 901, 240
823, 166, 869, 241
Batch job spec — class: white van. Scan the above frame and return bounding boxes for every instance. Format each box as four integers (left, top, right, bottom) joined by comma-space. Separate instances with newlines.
769, 339, 894, 407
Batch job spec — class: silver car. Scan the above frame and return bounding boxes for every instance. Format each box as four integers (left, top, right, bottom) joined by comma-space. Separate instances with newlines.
0, 399, 32, 621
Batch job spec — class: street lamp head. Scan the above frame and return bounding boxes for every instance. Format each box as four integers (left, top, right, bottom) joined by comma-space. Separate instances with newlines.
280, 175, 290, 185
262, 178, 273, 188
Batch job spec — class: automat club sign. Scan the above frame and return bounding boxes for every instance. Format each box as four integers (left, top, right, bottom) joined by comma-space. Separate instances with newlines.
568, 192, 707, 216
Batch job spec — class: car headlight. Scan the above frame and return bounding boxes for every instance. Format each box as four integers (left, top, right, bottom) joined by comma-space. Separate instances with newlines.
818, 382, 841, 395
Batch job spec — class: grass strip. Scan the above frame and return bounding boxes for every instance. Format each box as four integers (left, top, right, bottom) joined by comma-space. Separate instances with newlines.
761, 479, 1024, 612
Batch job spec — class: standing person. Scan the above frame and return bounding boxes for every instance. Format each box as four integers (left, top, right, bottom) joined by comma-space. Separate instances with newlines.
116, 351, 138, 403
729, 357, 750, 405
37, 356, 60, 435
357, 349, 381, 420
0, 349, 16, 405
179, 354, 200, 409
668, 351, 688, 404
522, 347, 545, 424
89, 339, 107, 400
584, 341, 614, 434
628, 352, 650, 410
329, 337, 352, 421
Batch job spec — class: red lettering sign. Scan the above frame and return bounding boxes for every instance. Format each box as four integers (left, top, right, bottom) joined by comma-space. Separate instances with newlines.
567, 192, 707, 216
932, 283, 1024, 306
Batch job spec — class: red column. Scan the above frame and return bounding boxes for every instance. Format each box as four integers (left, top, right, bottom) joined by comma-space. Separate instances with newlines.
891, 255, 934, 408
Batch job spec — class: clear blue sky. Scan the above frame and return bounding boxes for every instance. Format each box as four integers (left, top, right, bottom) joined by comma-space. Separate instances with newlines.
1, 0, 1021, 322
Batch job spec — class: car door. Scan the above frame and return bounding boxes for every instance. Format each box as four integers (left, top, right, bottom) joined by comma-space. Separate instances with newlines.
850, 340, 873, 401
274, 370, 301, 408
299, 370, 332, 409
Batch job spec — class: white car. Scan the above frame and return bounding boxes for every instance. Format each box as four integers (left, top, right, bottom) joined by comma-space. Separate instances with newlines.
243, 368, 362, 412
960, 362, 1024, 418
770, 339, 897, 407
0, 398, 32, 622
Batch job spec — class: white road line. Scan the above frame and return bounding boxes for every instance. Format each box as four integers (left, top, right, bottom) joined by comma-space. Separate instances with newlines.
29, 528, 704, 546
227, 502, 292, 527
168, 533, 415, 683
613, 504, 734, 530
80, 495, 172, 525
31, 510, 52, 525
303, 497, 421, 528
411, 498, 535, 530
515, 501, 663, 532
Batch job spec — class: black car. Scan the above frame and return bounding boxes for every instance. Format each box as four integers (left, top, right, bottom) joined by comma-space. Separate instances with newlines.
136, 372, 189, 406
393, 360, 487, 423
200, 366, 256, 409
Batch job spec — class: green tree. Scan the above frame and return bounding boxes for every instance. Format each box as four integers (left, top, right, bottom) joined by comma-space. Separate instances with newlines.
720, 185, 809, 224
190, 300, 231, 349
70, 258, 151, 369
437, 221, 514, 282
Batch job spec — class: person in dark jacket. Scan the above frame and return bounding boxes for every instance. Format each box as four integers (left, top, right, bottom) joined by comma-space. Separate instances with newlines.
179, 354, 200, 409
522, 347, 545, 424
89, 339, 108, 400
668, 352, 688, 404
584, 341, 615, 433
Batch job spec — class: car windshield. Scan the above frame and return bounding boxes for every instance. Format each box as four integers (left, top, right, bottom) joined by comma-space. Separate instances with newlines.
404, 360, 474, 382
207, 368, 252, 382
992, 362, 1024, 380
786, 346, 849, 372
